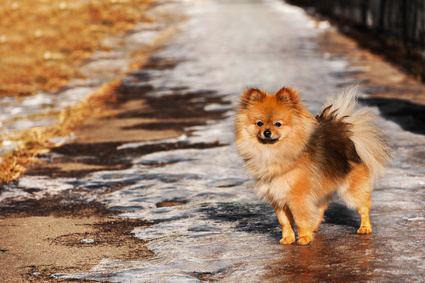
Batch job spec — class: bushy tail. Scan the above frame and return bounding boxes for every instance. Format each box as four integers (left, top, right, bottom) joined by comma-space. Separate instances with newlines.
319, 86, 392, 181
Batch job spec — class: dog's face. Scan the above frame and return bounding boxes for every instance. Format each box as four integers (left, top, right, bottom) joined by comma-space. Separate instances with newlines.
248, 100, 291, 144
238, 88, 301, 145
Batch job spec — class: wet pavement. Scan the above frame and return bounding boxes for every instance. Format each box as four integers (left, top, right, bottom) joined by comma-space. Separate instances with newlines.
1, 0, 425, 282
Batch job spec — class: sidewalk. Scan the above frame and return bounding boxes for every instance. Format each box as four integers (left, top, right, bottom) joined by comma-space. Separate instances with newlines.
1, 0, 425, 282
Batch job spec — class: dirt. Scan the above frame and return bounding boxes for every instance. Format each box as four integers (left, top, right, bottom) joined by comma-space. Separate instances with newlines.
0, 198, 154, 282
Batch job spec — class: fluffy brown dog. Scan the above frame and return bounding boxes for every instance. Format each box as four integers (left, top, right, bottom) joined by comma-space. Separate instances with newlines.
235, 87, 391, 245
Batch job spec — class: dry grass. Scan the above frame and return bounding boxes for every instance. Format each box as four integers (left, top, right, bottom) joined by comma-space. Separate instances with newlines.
0, 0, 166, 184
0, 0, 155, 96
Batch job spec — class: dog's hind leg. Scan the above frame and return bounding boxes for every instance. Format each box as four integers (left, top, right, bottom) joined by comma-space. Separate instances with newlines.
338, 164, 373, 234
356, 204, 372, 234
313, 203, 328, 232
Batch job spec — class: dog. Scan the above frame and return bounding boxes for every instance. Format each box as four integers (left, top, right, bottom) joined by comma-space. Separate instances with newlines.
234, 87, 391, 245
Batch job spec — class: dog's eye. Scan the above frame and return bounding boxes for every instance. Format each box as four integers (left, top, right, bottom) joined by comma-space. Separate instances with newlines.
274, 122, 282, 127
257, 121, 263, 127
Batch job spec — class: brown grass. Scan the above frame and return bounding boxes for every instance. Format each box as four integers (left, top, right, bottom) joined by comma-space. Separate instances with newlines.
0, 0, 155, 97
0, 0, 166, 184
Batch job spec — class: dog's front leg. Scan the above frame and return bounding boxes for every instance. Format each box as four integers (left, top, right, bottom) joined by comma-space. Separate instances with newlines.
273, 205, 296, 244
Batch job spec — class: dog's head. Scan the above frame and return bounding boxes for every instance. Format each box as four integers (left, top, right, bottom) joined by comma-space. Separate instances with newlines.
237, 87, 306, 145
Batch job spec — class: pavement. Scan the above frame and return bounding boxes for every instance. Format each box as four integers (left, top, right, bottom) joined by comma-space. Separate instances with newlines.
1, 0, 425, 282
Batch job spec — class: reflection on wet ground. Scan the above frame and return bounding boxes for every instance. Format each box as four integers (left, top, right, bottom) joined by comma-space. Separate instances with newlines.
265, 235, 375, 282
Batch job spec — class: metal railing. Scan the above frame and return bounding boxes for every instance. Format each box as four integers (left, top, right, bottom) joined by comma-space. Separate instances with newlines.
288, 0, 425, 52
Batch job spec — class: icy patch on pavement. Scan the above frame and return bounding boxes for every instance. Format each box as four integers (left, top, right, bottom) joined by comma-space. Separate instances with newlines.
2, 0, 425, 281
381, 168, 425, 189
117, 116, 235, 151
0, 176, 76, 202
98, 145, 254, 211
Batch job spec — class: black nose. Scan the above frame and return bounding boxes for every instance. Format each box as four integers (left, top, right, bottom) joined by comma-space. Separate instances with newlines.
263, 129, 271, 138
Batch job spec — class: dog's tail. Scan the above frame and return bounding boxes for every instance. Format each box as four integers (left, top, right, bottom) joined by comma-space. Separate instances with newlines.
318, 86, 392, 181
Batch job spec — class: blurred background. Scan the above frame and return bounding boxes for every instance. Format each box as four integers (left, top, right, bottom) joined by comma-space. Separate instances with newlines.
288, 0, 425, 81
0, 0, 158, 182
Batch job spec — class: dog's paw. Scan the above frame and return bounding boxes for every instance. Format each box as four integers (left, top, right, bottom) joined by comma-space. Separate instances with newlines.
297, 235, 312, 245
279, 235, 296, 245
357, 225, 372, 234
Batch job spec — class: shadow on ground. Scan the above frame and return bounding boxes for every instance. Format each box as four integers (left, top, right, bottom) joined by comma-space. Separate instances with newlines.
359, 97, 425, 136
205, 202, 361, 242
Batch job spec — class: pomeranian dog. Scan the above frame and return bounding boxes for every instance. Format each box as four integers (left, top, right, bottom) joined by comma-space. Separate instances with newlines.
235, 87, 391, 245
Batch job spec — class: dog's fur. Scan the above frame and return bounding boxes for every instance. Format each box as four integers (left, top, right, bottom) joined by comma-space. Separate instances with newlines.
235, 87, 391, 245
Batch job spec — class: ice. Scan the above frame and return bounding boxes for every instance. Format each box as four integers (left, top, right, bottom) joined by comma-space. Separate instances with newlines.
81, 239, 95, 244
1, 0, 424, 281
0, 176, 76, 202
64, 0, 424, 280
21, 92, 53, 107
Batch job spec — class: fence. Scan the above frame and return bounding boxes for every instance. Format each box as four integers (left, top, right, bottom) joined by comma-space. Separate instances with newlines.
288, 0, 425, 52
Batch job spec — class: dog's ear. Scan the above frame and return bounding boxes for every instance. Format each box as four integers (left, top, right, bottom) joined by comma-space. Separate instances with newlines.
275, 87, 301, 105
275, 87, 304, 112
240, 88, 266, 108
